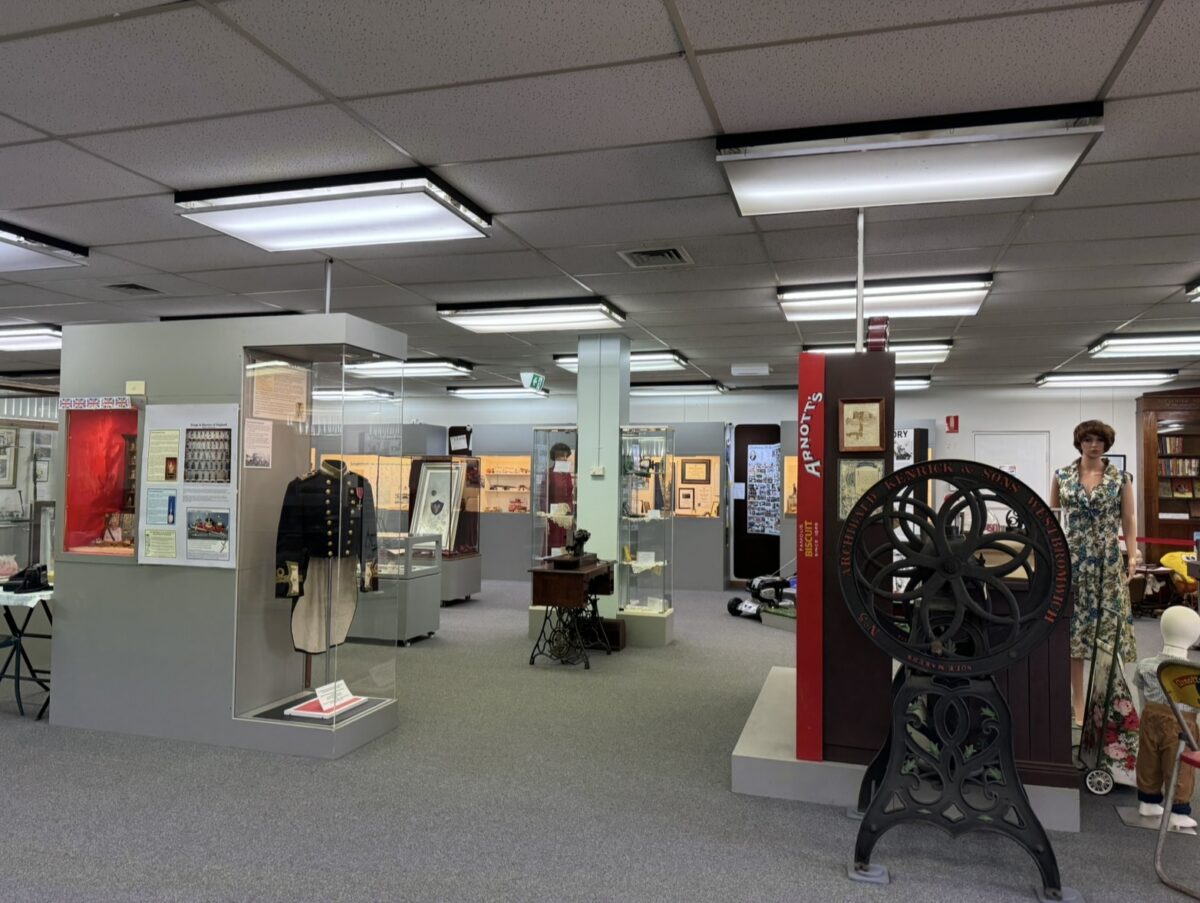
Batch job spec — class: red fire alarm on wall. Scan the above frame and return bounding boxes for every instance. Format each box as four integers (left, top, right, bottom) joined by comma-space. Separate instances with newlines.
946, 415, 960, 433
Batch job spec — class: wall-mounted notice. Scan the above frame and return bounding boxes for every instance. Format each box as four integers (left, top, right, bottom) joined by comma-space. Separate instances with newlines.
746, 443, 781, 536
138, 403, 239, 568
251, 363, 308, 422
243, 418, 272, 469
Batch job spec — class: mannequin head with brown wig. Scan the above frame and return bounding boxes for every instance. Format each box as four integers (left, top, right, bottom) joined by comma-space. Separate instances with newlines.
1073, 420, 1115, 454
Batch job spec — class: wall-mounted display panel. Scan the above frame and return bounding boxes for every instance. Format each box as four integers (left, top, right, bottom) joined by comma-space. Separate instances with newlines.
674, 455, 720, 518
408, 456, 480, 558
481, 454, 531, 514
63, 407, 140, 557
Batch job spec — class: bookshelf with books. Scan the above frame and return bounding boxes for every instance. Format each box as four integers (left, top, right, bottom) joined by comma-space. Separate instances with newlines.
1138, 389, 1200, 566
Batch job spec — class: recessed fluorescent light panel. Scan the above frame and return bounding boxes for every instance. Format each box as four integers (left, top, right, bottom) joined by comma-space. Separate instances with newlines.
1035, 371, 1177, 388
554, 350, 687, 373
717, 102, 1103, 215
0, 325, 63, 352
780, 276, 991, 321
630, 381, 726, 396
1089, 333, 1200, 359
174, 168, 490, 252
0, 221, 87, 272
346, 358, 474, 379
895, 377, 932, 391
805, 341, 952, 364
1186, 278, 1199, 302
438, 298, 625, 334
312, 387, 396, 400
447, 386, 549, 399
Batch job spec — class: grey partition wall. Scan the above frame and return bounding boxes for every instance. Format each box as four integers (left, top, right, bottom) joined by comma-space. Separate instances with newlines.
51, 314, 407, 759
780, 419, 797, 579
667, 421, 727, 591
472, 423, 535, 581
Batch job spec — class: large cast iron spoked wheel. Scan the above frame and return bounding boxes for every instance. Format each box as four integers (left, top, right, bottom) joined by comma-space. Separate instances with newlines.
838, 460, 1072, 677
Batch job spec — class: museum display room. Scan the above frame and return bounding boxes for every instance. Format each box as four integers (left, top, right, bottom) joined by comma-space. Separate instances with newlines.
5, 2, 1200, 900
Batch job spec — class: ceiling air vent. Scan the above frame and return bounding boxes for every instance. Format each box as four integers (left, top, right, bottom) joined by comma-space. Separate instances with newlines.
105, 282, 163, 296
617, 246, 694, 270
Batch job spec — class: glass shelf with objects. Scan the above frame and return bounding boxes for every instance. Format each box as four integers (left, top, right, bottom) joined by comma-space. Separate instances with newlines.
407, 456, 481, 559
673, 454, 721, 519
480, 454, 532, 514
233, 346, 402, 734
531, 427, 577, 564
618, 425, 674, 613
62, 406, 140, 559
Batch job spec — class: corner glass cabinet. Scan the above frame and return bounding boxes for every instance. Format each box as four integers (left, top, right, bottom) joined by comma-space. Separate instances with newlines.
531, 426, 577, 564
618, 426, 674, 613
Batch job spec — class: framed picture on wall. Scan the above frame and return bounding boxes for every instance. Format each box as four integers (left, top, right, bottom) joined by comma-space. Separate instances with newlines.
680, 458, 711, 484
838, 458, 885, 519
1106, 453, 1126, 473
839, 398, 885, 453
0, 428, 16, 489
34, 459, 49, 483
678, 487, 694, 511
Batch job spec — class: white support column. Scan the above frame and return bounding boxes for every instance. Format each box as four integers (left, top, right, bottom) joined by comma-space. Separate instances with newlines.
575, 334, 629, 618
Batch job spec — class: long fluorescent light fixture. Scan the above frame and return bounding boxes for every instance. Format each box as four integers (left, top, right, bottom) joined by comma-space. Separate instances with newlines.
1089, 333, 1200, 359
554, 350, 687, 373
630, 381, 726, 396
1036, 371, 1176, 388
447, 386, 549, 399
0, 221, 87, 272
1187, 278, 1199, 302
717, 103, 1103, 215
780, 275, 991, 321
438, 298, 625, 334
0, 325, 63, 351
174, 167, 490, 252
805, 341, 952, 365
346, 357, 474, 379
895, 377, 932, 391
312, 387, 395, 400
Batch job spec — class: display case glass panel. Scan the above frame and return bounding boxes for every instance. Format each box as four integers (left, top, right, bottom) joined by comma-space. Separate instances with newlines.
619, 426, 674, 613
784, 455, 798, 516
531, 427, 577, 563
408, 455, 480, 559
481, 454, 531, 513
234, 347, 402, 731
63, 408, 139, 557
673, 454, 721, 518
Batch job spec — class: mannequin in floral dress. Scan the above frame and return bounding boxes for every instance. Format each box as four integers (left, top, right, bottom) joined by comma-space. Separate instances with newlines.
1050, 420, 1140, 777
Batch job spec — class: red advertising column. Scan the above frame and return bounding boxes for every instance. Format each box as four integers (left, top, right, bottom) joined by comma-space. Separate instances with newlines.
795, 353, 825, 760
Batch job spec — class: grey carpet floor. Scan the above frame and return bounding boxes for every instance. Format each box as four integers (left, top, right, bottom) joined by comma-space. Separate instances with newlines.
0, 582, 1196, 902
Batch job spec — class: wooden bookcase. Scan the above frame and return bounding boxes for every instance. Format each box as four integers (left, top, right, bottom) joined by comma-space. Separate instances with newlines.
1137, 389, 1200, 566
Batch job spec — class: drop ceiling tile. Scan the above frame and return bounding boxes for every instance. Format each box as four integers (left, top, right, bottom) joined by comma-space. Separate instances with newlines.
1137, 307, 1200, 322
0, 115, 45, 146
650, 322, 791, 340
584, 264, 776, 295
700, 4, 1140, 133
1017, 201, 1200, 243
3, 252, 154, 284
1, 301, 138, 324
353, 251, 562, 285
0, 1, 153, 36
1085, 91, 1200, 163
866, 198, 1032, 223
777, 248, 1002, 284
1036, 156, 1200, 210
25, 273, 220, 302
632, 305, 784, 326
676, 0, 1085, 49
226, 0, 680, 95
75, 105, 407, 191
981, 286, 1174, 310
0, 141, 160, 208
438, 141, 727, 213
763, 226, 856, 262
993, 264, 1198, 292
868, 215, 1021, 255
501, 196, 752, 248
410, 277, 591, 303
612, 287, 778, 312
0, 283, 89, 309
350, 60, 712, 163
543, 234, 767, 274
754, 209, 858, 232
773, 257, 857, 284
3, 195, 208, 246
1000, 236, 1200, 270
105, 295, 286, 319
1110, 0, 1200, 96
0, 8, 319, 134
105, 237, 321, 272
247, 284, 431, 313
186, 262, 383, 295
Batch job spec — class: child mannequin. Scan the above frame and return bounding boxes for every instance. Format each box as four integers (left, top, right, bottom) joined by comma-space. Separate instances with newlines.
1133, 606, 1200, 829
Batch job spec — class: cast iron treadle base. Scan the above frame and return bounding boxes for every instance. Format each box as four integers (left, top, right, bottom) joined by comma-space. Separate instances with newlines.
1036, 886, 1083, 902
848, 863, 889, 885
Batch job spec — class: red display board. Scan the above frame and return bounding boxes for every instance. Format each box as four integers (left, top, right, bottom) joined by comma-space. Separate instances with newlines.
64, 408, 138, 552
796, 353, 825, 760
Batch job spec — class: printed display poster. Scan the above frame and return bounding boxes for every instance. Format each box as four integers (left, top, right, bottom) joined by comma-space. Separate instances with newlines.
746, 443, 781, 536
243, 418, 272, 469
250, 363, 308, 422
893, 429, 916, 466
138, 403, 239, 568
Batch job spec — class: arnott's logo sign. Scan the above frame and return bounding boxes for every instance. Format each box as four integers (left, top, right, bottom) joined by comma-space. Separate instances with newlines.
799, 391, 823, 477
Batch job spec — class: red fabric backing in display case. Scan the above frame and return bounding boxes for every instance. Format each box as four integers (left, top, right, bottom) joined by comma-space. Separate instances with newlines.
64, 408, 139, 555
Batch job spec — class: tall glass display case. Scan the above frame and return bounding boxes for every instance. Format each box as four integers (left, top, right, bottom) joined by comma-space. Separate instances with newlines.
62, 407, 140, 558
233, 347, 402, 732
408, 455, 481, 601
618, 426, 674, 613
531, 427, 577, 564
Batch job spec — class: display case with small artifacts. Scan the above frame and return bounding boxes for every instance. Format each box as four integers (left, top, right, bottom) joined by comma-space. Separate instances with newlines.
61, 405, 141, 558
673, 454, 721, 518
408, 455, 481, 602
618, 426, 675, 645
480, 454, 532, 513
531, 427, 577, 564
350, 532, 441, 646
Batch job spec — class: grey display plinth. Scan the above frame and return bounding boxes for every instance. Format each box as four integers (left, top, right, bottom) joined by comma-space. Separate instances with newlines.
732, 667, 1081, 833
350, 574, 440, 645
442, 554, 481, 602
51, 314, 405, 759
618, 608, 674, 646
480, 512, 532, 581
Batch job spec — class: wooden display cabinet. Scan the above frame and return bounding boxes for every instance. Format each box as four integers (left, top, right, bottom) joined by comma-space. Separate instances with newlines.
1138, 388, 1200, 567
